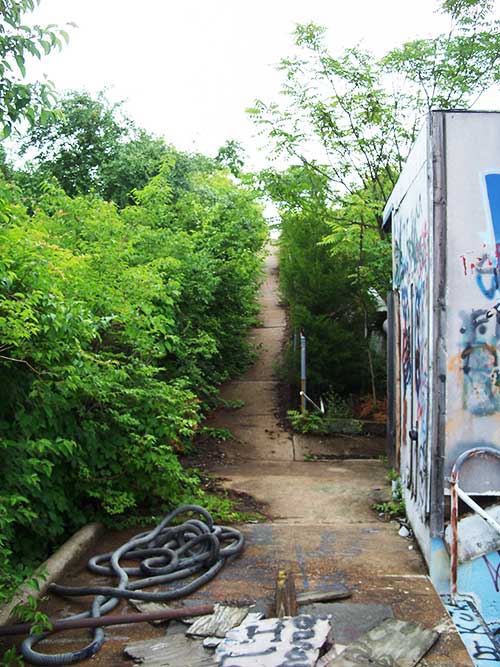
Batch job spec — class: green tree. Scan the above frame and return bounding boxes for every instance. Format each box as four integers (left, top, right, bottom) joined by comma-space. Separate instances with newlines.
0, 0, 70, 137
17, 90, 171, 205
101, 130, 168, 207
384, 2, 500, 110
216, 139, 245, 177
264, 165, 386, 398
250, 6, 499, 227
19, 90, 127, 197
250, 1, 499, 404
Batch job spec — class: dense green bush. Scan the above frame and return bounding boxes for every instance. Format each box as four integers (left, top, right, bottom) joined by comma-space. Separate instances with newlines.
0, 152, 267, 604
263, 166, 388, 403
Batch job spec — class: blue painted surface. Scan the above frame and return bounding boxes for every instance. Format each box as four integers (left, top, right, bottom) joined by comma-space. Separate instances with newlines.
476, 173, 500, 299
442, 595, 500, 664
430, 537, 451, 595
485, 174, 500, 247
456, 551, 500, 631
430, 538, 500, 665
434, 546, 500, 665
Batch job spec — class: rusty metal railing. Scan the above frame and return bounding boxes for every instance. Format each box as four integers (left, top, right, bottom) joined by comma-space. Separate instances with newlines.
449, 447, 500, 601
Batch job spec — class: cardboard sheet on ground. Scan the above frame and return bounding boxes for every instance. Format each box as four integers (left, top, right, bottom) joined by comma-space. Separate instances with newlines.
321, 618, 439, 667
298, 602, 393, 645
215, 615, 331, 666
124, 634, 215, 667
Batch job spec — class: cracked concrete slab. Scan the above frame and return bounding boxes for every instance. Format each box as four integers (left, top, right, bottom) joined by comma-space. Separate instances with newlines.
218, 381, 278, 416
204, 413, 293, 462
207, 460, 389, 524
257, 306, 286, 328
246, 328, 283, 381
293, 433, 386, 461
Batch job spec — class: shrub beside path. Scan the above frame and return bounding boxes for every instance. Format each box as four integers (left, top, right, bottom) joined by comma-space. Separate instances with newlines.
19, 247, 472, 666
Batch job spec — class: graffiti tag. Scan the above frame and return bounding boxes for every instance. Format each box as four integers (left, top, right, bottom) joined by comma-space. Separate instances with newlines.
216, 615, 331, 667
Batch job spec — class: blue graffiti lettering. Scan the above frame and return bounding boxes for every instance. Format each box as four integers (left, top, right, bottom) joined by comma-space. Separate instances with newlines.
476, 174, 500, 299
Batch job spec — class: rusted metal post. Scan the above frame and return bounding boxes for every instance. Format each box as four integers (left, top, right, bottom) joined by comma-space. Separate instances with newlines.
450, 470, 459, 603
300, 331, 306, 413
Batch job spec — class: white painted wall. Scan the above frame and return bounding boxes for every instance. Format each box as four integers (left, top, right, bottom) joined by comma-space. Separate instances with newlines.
387, 119, 434, 561
445, 112, 500, 492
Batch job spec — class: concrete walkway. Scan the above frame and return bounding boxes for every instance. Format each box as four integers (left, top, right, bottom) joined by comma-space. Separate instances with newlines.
203, 246, 473, 666
24, 247, 473, 666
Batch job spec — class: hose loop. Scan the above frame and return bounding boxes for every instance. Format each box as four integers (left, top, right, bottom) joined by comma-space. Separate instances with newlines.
21, 505, 244, 665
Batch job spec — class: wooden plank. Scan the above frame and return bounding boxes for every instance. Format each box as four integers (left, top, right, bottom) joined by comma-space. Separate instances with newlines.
186, 604, 250, 638
296, 588, 352, 605
321, 618, 439, 667
274, 569, 297, 617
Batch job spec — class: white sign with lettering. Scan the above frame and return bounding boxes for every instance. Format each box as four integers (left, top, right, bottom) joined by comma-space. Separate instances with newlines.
215, 614, 331, 667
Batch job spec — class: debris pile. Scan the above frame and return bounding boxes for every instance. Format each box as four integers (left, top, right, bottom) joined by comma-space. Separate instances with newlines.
123, 570, 440, 667
0, 509, 441, 666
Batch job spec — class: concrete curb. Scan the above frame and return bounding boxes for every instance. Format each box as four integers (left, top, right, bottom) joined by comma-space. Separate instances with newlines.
0, 522, 104, 626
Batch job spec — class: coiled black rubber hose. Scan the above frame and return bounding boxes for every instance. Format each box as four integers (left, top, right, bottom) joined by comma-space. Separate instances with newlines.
21, 505, 244, 665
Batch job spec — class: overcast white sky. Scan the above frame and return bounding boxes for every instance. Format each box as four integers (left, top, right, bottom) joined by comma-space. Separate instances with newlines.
26, 1, 499, 169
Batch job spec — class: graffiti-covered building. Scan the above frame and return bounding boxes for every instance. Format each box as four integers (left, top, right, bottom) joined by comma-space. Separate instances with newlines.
384, 110, 500, 664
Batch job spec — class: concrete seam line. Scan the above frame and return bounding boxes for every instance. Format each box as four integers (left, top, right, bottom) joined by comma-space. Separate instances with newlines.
0, 522, 104, 626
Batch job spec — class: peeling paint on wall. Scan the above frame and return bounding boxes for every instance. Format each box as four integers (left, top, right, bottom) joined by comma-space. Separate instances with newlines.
460, 307, 500, 416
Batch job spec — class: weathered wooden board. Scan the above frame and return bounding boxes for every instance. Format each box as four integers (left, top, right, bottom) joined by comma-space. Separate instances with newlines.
187, 604, 250, 638
215, 615, 331, 666
124, 634, 216, 667
275, 570, 297, 617
201, 613, 265, 649
296, 588, 352, 605
321, 618, 439, 667
444, 502, 500, 562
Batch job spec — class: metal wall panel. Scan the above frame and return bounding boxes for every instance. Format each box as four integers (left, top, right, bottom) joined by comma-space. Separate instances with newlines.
444, 112, 500, 493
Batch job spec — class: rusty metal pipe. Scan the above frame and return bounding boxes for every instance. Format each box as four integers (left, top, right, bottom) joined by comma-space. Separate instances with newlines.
300, 331, 306, 413
450, 471, 459, 602
0, 604, 214, 639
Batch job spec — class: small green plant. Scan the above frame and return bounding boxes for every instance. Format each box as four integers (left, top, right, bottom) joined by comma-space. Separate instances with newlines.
218, 399, 245, 410
324, 390, 353, 419
374, 473, 405, 519
1, 647, 24, 667
374, 498, 406, 519
11, 570, 52, 635
0, 572, 52, 667
189, 485, 265, 524
287, 409, 362, 436
287, 410, 327, 434
201, 427, 233, 441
